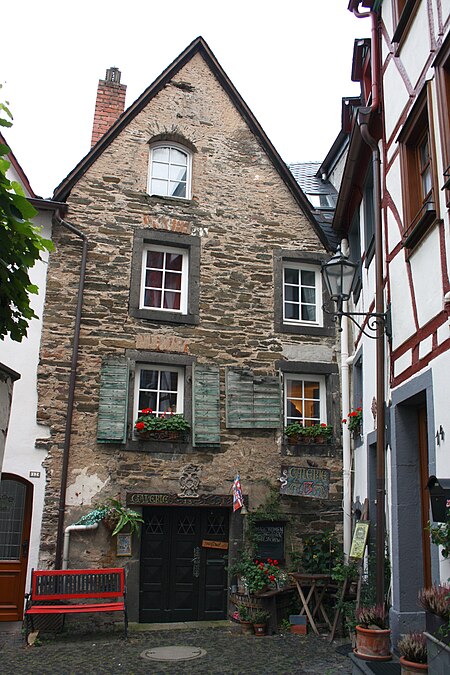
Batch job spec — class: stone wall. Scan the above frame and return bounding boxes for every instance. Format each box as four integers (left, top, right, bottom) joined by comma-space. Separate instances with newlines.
37, 52, 342, 571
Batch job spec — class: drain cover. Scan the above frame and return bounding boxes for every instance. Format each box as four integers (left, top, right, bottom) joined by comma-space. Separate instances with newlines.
141, 646, 207, 662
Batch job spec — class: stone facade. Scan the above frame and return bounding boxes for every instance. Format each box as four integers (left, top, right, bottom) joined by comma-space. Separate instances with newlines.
37, 41, 342, 620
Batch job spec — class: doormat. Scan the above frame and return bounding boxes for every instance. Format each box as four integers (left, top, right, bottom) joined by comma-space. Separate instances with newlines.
141, 646, 207, 662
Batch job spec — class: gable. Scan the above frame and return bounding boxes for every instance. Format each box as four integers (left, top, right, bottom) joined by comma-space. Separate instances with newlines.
53, 37, 329, 250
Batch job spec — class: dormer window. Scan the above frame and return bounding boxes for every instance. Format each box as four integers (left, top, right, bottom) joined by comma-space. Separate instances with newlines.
148, 143, 192, 199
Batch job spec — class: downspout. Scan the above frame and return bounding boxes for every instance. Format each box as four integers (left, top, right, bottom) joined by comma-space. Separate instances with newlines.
340, 240, 352, 557
63, 523, 98, 570
351, 2, 386, 606
53, 211, 88, 569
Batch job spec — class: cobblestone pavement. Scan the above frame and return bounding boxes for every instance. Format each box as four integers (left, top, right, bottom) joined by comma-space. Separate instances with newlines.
0, 622, 352, 675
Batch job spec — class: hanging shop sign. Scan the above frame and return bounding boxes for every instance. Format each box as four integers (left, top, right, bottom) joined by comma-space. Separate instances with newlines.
279, 466, 330, 499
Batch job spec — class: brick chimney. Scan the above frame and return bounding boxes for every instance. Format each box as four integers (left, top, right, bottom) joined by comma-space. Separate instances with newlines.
91, 67, 127, 147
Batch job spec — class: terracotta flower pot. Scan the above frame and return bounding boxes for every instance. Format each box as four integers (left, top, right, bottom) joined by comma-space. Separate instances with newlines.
354, 625, 392, 661
399, 656, 428, 674
253, 623, 267, 636
240, 620, 254, 635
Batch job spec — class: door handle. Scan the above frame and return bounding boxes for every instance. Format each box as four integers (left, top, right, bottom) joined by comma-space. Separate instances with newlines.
192, 546, 200, 578
22, 539, 29, 557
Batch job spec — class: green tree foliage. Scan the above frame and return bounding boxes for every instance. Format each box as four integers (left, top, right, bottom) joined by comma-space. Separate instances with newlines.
0, 94, 54, 342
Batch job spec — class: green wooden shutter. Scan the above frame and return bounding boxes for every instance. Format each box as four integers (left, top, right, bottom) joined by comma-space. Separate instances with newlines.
226, 369, 255, 428
97, 357, 129, 443
192, 365, 221, 446
226, 369, 281, 429
253, 375, 281, 428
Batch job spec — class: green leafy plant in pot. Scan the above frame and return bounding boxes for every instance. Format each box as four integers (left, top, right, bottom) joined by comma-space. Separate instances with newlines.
75, 498, 144, 536
397, 632, 428, 673
354, 605, 392, 661
252, 609, 271, 636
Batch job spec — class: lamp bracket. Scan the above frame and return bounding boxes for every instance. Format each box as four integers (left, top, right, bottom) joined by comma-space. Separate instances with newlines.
323, 303, 392, 340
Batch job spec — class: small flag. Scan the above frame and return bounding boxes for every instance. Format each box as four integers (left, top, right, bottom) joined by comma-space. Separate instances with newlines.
232, 474, 244, 512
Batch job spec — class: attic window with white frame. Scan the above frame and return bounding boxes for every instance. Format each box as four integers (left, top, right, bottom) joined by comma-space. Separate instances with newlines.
148, 143, 192, 199
283, 263, 322, 326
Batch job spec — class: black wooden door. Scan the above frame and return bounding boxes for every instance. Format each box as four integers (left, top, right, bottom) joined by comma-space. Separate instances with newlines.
139, 506, 229, 623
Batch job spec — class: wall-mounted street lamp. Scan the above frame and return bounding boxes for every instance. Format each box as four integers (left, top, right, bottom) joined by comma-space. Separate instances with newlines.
321, 246, 391, 339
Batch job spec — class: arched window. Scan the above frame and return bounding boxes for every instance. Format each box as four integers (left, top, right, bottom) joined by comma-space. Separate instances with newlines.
148, 143, 191, 199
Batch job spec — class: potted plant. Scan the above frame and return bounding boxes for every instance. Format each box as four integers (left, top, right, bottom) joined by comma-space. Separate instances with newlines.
343, 407, 362, 436
284, 422, 310, 444
134, 408, 190, 440
230, 550, 280, 594
397, 632, 428, 674
285, 422, 333, 444
238, 604, 254, 635
418, 584, 450, 645
74, 498, 144, 536
354, 604, 392, 661
252, 609, 271, 636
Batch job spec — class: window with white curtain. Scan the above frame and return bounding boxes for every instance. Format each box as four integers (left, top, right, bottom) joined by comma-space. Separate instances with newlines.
140, 244, 188, 313
282, 263, 322, 326
134, 364, 184, 417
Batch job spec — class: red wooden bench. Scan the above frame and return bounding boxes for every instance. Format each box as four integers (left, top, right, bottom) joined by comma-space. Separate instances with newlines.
24, 568, 128, 639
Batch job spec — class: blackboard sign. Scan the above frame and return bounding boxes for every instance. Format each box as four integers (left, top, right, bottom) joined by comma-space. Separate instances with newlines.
253, 520, 285, 563
279, 465, 330, 499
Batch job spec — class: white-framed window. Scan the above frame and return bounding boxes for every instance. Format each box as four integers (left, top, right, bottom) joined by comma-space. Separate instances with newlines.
283, 263, 322, 326
284, 374, 326, 426
148, 143, 192, 199
134, 364, 184, 418
140, 244, 189, 313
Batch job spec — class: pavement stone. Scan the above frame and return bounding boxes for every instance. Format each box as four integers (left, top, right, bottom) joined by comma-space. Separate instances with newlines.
0, 621, 353, 674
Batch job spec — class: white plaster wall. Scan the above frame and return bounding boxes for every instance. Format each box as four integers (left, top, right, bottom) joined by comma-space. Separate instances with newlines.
439, 0, 450, 28
385, 156, 403, 245
409, 227, 443, 327
383, 61, 410, 142
1, 208, 52, 582
388, 253, 416, 348
398, 1, 431, 89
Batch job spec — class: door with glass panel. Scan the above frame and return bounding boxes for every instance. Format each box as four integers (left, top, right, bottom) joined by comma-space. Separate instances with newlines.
0, 475, 32, 621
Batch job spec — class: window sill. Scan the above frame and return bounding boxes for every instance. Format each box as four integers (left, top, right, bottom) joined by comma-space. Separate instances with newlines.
130, 307, 199, 325
277, 322, 335, 337
126, 438, 191, 453
402, 202, 437, 250
281, 440, 338, 458
146, 193, 195, 206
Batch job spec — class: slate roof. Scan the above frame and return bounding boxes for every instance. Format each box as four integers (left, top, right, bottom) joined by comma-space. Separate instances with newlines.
288, 161, 340, 251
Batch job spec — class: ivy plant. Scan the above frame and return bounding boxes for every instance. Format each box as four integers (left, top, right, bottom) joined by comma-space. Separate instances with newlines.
0, 92, 54, 342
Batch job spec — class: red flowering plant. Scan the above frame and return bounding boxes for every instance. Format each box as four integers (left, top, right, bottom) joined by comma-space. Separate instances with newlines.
231, 550, 281, 593
134, 408, 190, 436
342, 407, 362, 434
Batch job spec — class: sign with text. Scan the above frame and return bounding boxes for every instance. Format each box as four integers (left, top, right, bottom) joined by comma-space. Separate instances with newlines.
253, 520, 285, 562
279, 466, 330, 499
349, 521, 370, 560
202, 540, 228, 550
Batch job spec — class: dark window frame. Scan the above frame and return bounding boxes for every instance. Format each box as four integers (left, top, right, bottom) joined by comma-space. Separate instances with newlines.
434, 34, 450, 207
398, 86, 440, 251
125, 350, 195, 453
129, 229, 200, 325
392, 0, 421, 46
273, 250, 335, 337
276, 360, 339, 433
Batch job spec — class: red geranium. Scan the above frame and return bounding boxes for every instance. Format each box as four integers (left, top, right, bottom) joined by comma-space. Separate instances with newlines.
135, 421, 145, 430
141, 408, 152, 415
